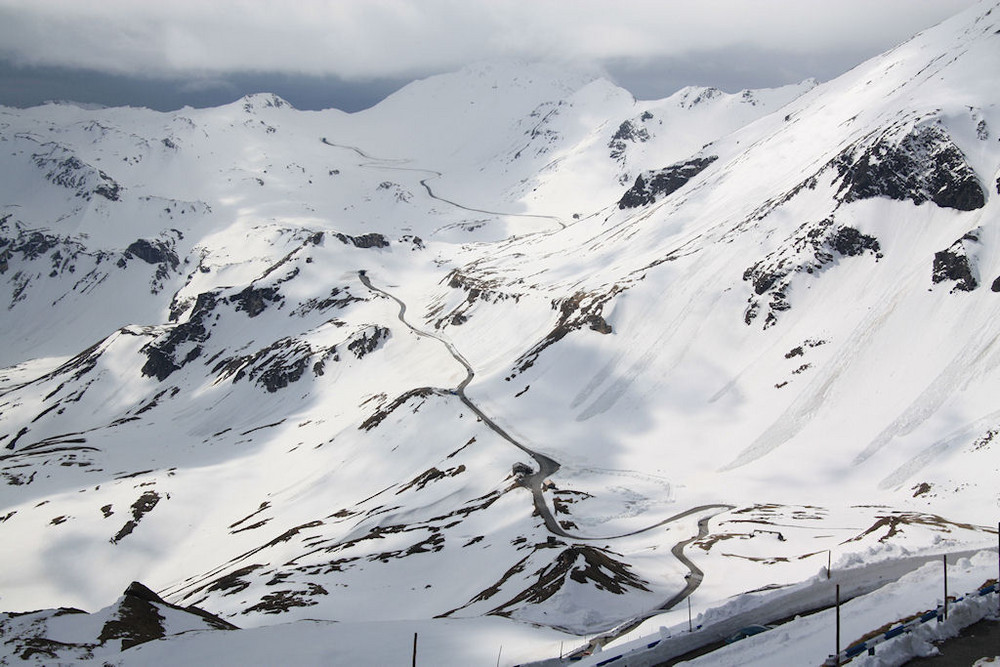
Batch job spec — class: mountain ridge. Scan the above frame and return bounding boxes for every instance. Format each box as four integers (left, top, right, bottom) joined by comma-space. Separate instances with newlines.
1, 3, 998, 664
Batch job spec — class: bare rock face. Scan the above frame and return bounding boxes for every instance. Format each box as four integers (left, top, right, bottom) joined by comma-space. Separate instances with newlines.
834, 124, 985, 211
608, 111, 653, 164
25, 137, 123, 202
123, 239, 179, 268
618, 156, 718, 209
335, 232, 389, 249
510, 287, 619, 377
743, 218, 881, 328
141, 291, 217, 381
932, 231, 980, 292
0, 581, 236, 662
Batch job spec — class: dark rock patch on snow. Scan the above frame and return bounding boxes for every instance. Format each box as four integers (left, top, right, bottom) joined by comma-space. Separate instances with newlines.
360, 388, 436, 431
458, 545, 650, 619
213, 337, 312, 392
608, 112, 653, 166
122, 239, 179, 268
510, 288, 619, 376
831, 226, 881, 257
834, 124, 985, 211
397, 465, 466, 494
434, 268, 521, 328
119, 237, 181, 293
232, 284, 283, 318
347, 325, 389, 359
141, 292, 217, 381
0, 581, 235, 662
242, 93, 293, 113
243, 584, 328, 615
335, 232, 389, 249
111, 490, 161, 543
292, 286, 360, 316
932, 231, 980, 292
31, 145, 121, 201
744, 218, 881, 327
618, 156, 718, 209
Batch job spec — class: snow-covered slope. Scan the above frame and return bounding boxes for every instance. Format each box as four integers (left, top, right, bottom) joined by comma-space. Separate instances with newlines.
1, 2, 999, 665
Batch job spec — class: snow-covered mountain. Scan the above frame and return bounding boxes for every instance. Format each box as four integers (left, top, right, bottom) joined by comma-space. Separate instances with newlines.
1, 2, 998, 664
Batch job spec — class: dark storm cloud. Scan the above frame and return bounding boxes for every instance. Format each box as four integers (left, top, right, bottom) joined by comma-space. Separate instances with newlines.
0, 0, 982, 111
0, 62, 410, 112
604, 46, 880, 101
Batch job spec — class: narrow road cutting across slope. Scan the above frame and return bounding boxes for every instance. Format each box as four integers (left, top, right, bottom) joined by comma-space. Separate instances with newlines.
358, 270, 563, 534
338, 134, 733, 642
359, 271, 731, 626
322, 137, 565, 230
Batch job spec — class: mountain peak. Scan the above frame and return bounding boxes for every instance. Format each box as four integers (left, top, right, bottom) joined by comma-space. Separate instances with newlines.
239, 92, 294, 113
0, 2, 998, 666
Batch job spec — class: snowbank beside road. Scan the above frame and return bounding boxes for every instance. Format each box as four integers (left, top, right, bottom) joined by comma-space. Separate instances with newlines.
684, 550, 997, 666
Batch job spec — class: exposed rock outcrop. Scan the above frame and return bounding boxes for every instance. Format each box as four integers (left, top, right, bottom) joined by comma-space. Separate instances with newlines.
618, 156, 718, 209
834, 123, 985, 211
0, 581, 235, 662
744, 218, 881, 327
932, 231, 980, 292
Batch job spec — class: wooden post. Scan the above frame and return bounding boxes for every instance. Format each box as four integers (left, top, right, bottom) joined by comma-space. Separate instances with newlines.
828, 550, 832, 579
943, 554, 949, 621
835, 584, 841, 666
412, 632, 418, 667
688, 597, 693, 632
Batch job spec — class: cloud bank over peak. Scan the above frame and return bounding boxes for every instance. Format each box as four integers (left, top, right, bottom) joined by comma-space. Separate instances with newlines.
0, 0, 979, 80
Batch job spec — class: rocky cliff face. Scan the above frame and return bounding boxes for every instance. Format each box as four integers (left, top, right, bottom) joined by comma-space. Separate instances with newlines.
618, 156, 718, 209
0, 581, 235, 663
834, 122, 985, 211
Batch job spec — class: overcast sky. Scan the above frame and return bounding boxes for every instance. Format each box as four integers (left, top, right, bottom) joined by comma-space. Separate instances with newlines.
0, 0, 982, 112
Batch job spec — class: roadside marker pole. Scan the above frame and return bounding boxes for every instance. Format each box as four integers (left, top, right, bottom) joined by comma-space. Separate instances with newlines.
943, 555, 949, 621
412, 632, 418, 667
497, 645, 503, 667
828, 550, 832, 579
688, 597, 693, 632
835, 584, 841, 666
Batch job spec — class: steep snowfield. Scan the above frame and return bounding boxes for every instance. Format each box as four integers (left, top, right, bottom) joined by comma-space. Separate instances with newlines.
1, 2, 999, 665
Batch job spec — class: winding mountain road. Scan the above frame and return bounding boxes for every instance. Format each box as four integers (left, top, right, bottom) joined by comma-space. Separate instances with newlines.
322, 137, 565, 230
358, 270, 563, 530
359, 271, 730, 624
337, 135, 732, 647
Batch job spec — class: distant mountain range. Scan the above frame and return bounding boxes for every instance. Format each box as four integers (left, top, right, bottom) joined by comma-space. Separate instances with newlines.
1, 3, 998, 664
